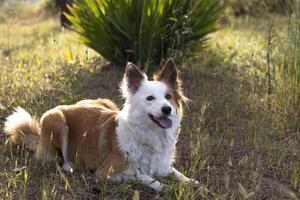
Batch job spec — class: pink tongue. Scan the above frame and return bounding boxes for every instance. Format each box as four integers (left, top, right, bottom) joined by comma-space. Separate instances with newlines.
155, 116, 172, 129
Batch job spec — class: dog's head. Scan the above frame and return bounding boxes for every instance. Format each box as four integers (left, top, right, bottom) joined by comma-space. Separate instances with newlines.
121, 59, 187, 130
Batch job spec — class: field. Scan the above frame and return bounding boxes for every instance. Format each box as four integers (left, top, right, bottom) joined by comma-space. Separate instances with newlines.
0, 3, 299, 200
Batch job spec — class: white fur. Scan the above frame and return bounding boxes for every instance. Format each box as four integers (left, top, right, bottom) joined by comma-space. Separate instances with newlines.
4, 107, 32, 135
115, 74, 198, 191
61, 126, 74, 172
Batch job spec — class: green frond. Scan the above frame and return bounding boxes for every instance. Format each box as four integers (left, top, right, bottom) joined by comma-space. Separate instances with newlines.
66, 0, 222, 68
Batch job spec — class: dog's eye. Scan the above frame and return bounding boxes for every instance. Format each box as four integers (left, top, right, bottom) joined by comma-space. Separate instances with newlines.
165, 94, 172, 100
146, 96, 155, 101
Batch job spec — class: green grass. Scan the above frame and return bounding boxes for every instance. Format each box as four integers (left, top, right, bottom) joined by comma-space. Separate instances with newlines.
0, 3, 299, 200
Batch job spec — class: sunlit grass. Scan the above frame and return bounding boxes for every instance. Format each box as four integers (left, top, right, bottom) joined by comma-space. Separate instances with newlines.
0, 5, 98, 115
0, 3, 299, 200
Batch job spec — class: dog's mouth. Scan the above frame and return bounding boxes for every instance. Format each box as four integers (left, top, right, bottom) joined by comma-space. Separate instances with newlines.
148, 114, 172, 129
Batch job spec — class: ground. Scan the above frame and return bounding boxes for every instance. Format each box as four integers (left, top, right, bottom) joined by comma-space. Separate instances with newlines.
0, 4, 299, 200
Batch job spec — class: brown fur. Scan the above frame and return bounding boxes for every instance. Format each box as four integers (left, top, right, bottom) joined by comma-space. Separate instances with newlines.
76, 98, 119, 111
6, 98, 127, 178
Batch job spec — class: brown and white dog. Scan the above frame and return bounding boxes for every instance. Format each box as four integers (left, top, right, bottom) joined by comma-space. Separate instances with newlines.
4, 59, 199, 191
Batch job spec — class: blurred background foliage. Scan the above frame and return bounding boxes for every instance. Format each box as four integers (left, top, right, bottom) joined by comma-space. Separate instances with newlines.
35, 0, 298, 68
223, 0, 296, 16
1, 0, 299, 113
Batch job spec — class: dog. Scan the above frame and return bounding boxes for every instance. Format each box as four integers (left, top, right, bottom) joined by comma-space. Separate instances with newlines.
4, 59, 199, 191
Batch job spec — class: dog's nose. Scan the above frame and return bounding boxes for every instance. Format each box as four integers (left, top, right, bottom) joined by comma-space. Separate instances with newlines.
162, 106, 172, 115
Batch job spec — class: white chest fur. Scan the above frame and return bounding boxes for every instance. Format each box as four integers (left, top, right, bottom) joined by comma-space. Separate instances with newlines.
116, 112, 180, 177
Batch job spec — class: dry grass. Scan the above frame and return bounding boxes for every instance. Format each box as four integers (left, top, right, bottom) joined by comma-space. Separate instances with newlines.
0, 3, 299, 200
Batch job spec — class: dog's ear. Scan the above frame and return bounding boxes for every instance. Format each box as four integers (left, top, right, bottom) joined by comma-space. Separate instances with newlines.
122, 62, 145, 95
154, 58, 178, 89
154, 58, 189, 106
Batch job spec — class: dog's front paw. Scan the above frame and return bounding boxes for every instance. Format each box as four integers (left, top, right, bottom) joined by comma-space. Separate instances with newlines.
186, 178, 200, 187
62, 162, 74, 173
193, 179, 200, 186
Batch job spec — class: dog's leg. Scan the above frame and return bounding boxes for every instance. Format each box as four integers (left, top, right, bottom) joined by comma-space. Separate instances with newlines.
36, 110, 67, 161
61, 125, 74, 172
169, 166, 199, 186
135, 171, 165, 192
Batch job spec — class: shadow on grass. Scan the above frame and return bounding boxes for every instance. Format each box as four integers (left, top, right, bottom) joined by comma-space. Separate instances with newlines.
62, 60, 125, 106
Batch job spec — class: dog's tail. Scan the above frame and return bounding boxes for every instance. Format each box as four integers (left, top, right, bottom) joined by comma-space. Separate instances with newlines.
4, 107, 40, 151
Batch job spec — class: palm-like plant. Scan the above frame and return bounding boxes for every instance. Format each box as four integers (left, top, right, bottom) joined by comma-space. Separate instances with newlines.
67, 0, 221, 67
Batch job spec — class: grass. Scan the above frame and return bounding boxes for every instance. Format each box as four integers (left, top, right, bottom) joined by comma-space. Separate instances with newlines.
0, 3, 299, 200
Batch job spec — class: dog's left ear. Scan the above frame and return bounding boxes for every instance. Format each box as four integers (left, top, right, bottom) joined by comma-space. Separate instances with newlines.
154, 58, 178, 89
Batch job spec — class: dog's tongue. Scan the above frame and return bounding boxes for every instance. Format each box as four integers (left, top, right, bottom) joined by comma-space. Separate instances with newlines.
154, 116, 172, 129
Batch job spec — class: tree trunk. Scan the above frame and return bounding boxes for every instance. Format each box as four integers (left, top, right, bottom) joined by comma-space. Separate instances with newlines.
56, 0, 72, 27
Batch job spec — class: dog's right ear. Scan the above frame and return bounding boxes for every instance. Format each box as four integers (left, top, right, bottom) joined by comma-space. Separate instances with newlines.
121, 62, 145, 96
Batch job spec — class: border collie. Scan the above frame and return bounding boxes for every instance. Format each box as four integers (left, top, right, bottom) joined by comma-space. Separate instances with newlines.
4, 59, 199, 191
